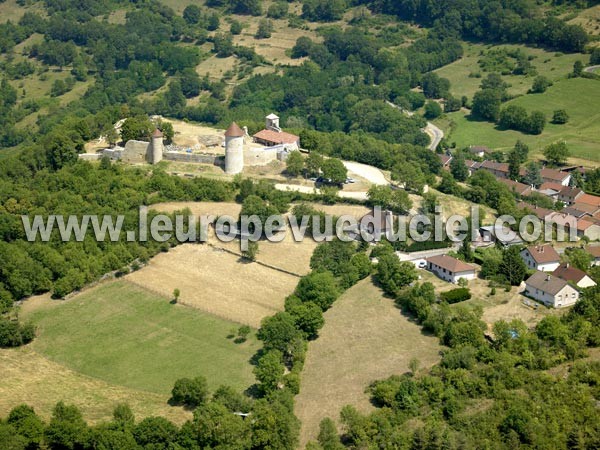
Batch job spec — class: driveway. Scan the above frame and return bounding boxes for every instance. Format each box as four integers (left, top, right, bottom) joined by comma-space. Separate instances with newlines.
342, 161, 389, 186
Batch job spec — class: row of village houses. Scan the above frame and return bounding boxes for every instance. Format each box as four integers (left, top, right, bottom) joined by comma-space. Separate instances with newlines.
423, 244, 600, 309
440, 148, 600, 240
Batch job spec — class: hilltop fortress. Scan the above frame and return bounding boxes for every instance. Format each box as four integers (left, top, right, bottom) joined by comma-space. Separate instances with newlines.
80, 114, 300, 174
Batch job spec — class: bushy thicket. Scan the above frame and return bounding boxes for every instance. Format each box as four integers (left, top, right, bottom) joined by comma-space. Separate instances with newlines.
319, 285, 600, 448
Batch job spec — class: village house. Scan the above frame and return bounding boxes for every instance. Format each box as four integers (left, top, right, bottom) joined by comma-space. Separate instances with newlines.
524, 271, 580, 308
539, 168, 571, 186
517, 202, 554, 221
576, 218, 600, 241
498, 178, 533, 197
358, 209, 395, 239
426, 255, 477, 284
439, 154, 452, 169
587, 246, 600, 266
478, 160, 509, 179
574, 193, 600, 210
520, 244, 561, 272
557, 186, 584, 205
469, 145, 492, 158
561, 207, 589, 219
478, 224, 524, 247
552, 263, 597, 289
464, 160, 481, 177
569, 202, 600, 216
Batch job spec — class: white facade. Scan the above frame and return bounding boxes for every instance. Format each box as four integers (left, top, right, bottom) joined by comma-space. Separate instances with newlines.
525, 282, 579, 308
575, 275, 597, 289
225, 135, 244, 175
427, 262, 477, 284
151, 135, 163, 164
520, 249, 560, 272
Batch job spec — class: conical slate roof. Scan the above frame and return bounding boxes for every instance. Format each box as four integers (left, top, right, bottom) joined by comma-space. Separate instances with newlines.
225, 122, 245, 137
152, 129, 163, 138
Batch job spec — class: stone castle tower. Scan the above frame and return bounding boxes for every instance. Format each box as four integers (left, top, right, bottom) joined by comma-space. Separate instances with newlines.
225, 122, 245, 175
150, 129, 163, 164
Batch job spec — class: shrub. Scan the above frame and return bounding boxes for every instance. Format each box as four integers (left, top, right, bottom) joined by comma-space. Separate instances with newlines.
440, 288, 471, 304
552, 109, 569, 124
0, 318, 35, 348
171, 376, 209, 408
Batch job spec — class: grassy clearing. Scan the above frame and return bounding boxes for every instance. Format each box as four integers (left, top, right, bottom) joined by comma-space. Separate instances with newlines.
295, 277, 442, 447
126, 244, 297, 327
567, 5, 600, 37
418, 270, 558, 328
23, 280, 261, 394
0, 0, 45, 23
0, 347, 191, 425
435, 42, 586, 99
442, 77, 600, 163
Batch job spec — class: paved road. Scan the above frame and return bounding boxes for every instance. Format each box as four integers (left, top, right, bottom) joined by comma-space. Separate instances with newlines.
386, 101, 444, 151
584, 65, 600, 73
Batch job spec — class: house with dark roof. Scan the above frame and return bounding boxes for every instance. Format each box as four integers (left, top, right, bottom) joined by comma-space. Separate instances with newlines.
478, 161, 510, 179
426, 255, 477, 283
524, 271, 580, 308
571, 202, 600, 216
520, 244, 561, 272
517, 202, 554, 221
561, 207, 589, 219
464, 160, 481, 177
552, 263, 596, 289
469, 146, 492, 158
498, 178, 532, 196
558, 186, 584, 205
439, 154, 453, 169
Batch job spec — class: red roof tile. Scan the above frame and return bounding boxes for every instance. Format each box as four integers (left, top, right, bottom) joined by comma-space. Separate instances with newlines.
253, 129, 299, 145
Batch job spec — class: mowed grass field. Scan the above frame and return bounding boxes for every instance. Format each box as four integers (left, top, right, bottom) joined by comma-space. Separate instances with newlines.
23, 281, 261, 394
126, 244, 298, 327
443, 78, 600, 163
294, 277, 442, 447
0, 346, 191, 425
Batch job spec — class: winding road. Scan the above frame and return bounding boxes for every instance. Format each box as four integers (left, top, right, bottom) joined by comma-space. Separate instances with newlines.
584, 65, 600, 74
386, 100, 444, 151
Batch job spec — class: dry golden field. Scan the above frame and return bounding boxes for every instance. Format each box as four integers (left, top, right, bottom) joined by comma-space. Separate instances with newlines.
126, 244, 297, 327
294, 277, 442, 447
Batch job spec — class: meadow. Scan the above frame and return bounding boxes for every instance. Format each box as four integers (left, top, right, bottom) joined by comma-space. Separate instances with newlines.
23, 281, 261, 394
434, 42, 586, 99
294, 277, 442, 447
441, 77, 600, 163
125, 244, 298, 327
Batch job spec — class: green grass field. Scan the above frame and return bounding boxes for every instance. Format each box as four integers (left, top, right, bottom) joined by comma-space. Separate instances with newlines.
24, 281, 260, 394
435, 42, 586, 99
441, 77, 600, 163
